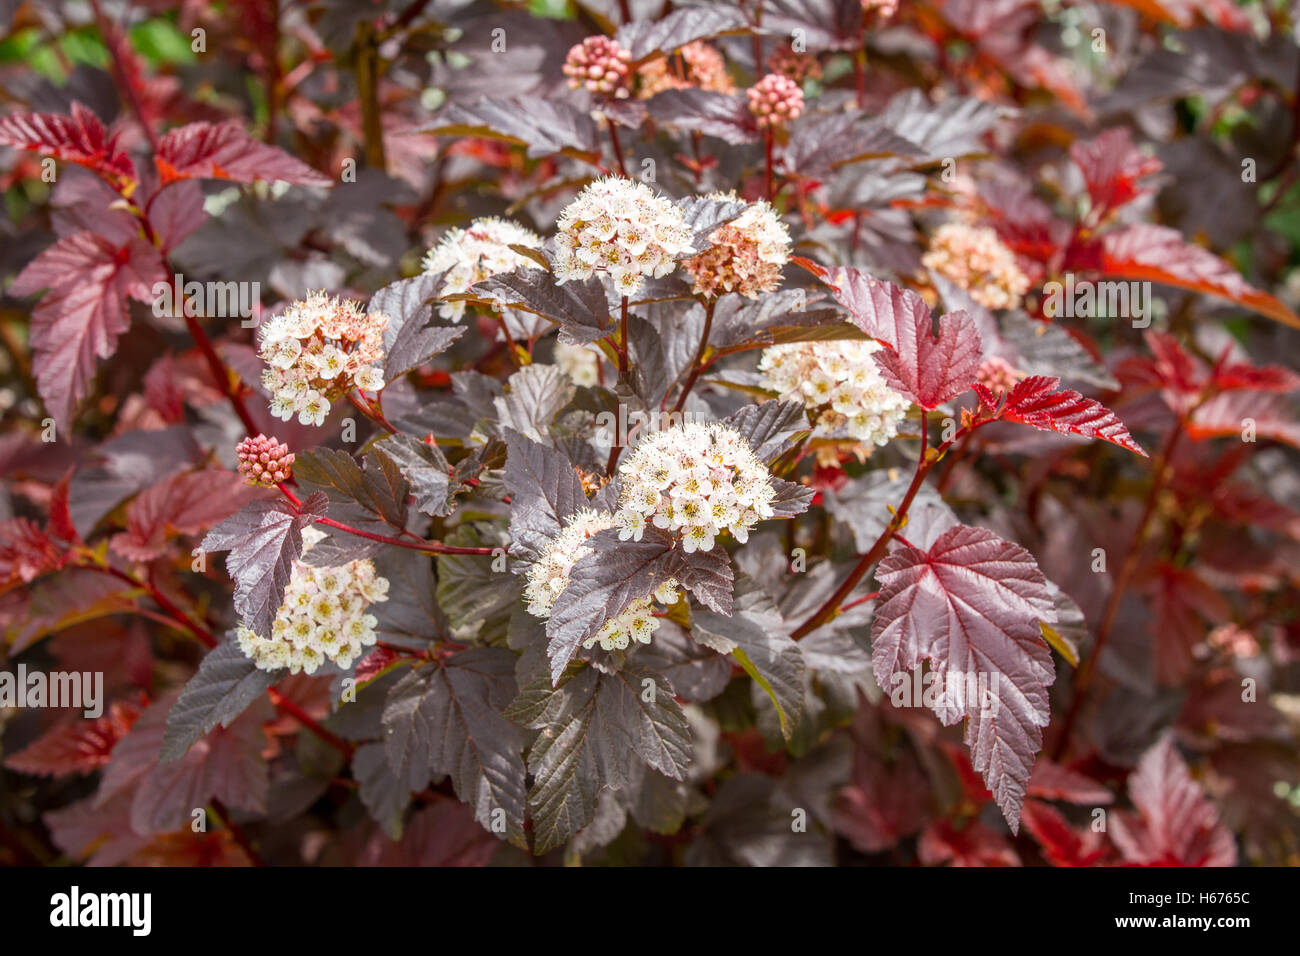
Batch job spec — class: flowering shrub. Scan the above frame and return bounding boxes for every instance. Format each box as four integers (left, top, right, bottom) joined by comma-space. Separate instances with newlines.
0, 0, 1298, 872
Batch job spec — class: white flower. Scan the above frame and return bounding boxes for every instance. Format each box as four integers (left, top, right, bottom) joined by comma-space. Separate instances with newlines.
257, 291, 388, 428
421, 217, 545, 322
758, 340, 911, 447
523, 509, 681, 652
354, 366, 385, 392
555, 341, 601, 386
236, 528, 389, 675
554, 177, 692, 295
614, 421, 776, 551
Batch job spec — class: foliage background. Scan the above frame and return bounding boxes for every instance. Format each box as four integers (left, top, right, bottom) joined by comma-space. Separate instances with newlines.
0, 0, 1297, 866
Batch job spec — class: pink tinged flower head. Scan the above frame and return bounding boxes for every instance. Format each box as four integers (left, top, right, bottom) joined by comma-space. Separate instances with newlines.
747, 73, 805, 129
975, 355, 1023, 395
684, 194, 790, 299
766, 47, 822, 83
921, 222, 1030, 311
636, 41, 735, 98
255, 291, 387, 426
563, 35, 633, 99
862, 0, 899, 17
236, 434, 295, 487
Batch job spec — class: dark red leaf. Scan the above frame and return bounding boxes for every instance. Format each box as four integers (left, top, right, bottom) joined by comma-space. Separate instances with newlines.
1027, 760, 1115, 805
1020, 798, 1111, 867
1110, 736, 1237, 866
995, 375, 1147, 456
871, 524, 1057, 831
1100, 224, 1300, 329
1069, 128, 1161, 217
918, 817, 1020, 867
154, 121, 331, 186
0, 518, 61, 586
1188, 391, 1300, 448
0, 102, 135, 190
4, 698, 143, 777
110, 468, 267, 562
10, 231, 166, 423
823, 269, 981, 409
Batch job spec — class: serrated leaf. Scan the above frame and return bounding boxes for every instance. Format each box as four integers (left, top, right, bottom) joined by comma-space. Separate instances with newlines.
722, 400, 809, 463
503, 428, 588, 566
871, 524, 1057, 831
161, 641, 281, 762
10, 231, 165, 423
200, 493, 328, 638
0, 102, 134, 189
616, 6, 748, 61
154, 120, 330, 186
294, 447, 409, 531
510, 663, 692, 854
375, 433, 453, 517
822, 269, 980, 409
645, 89, 758, 145
473, 267, 612, 345
1110, 736, 1237, 866
1101, 223, 1300, 329
381, 648, 527, 846
693, 577, 804, 740
414, 97, 599, 160
494, 363, 574, 444
995, 375, 1147, 456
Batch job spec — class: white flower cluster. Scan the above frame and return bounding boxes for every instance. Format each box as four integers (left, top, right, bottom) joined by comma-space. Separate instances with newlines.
421, 217, 545, 323
553, 177, 693, 295
758, 340, 911, 446
684, 193, 790, 299
236, 528, 390, 674
615, 422, 776, 554
554, 341, 601, 387
524, 510, 681, 651
258, 292, 387, 426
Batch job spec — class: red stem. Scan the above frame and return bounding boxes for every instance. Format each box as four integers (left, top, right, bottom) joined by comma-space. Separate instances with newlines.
791, 414, 961, 639
1052, 417, 1184, 759
268, 687, 354, 757
670, 296, 717, 414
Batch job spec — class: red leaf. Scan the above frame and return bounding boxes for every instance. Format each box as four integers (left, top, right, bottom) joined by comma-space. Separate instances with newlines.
1144, 563, 1232, 686
10, 231, 166, 423
1188, 391, 1300, 448
831, 748, 932, 854
48, 469, 81, 545
918, 817, 1020, 867
1110, 736, 1237, 866
0, 518, 61, 585
1108, 0, 1252, 32
1021, 798, 1111, 866
1069, 128, 1161, 218
97, 691, 270, 836
995, 375, 1147, 456
1100, 224, 1300, 329
1209, 353, 1300, 394
871, 523, 1057, 831
0, 102, 135, 190
360, 802, 500, 866
1027, 760, 1115, 805
154, 121, 331, 186
3, 698, 143, 777
110, 468, 267, 561
824, 269, 982, 408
